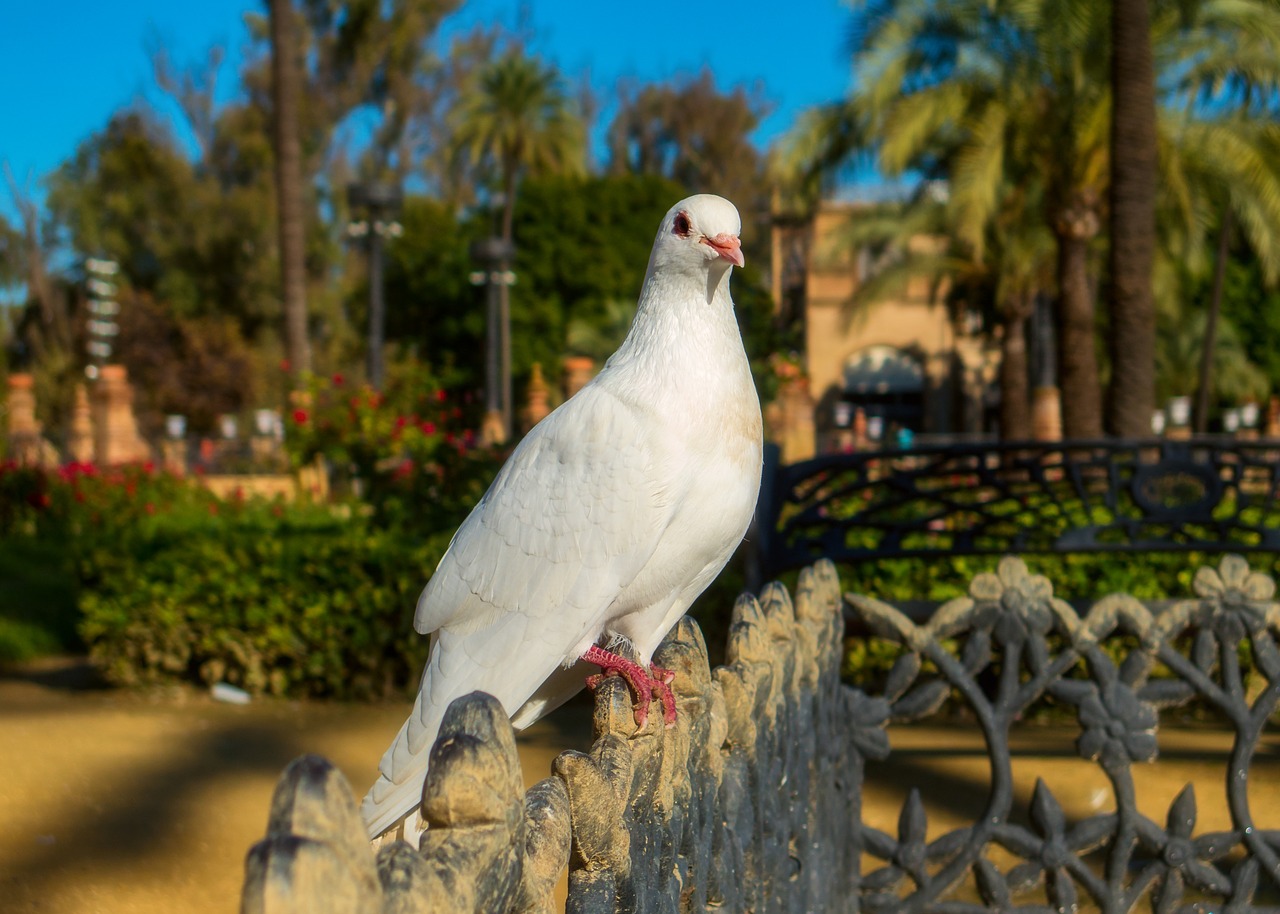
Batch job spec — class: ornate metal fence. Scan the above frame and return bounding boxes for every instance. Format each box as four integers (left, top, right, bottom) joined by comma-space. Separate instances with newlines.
752, 438, 1280, 580
242, 556, 1280, 913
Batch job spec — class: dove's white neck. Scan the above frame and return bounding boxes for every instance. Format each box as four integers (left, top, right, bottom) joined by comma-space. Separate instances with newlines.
599, 260, 755, 423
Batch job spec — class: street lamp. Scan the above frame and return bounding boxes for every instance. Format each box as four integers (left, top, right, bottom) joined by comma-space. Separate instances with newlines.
469, 197, 516, 443
84, 257, 120, 381
347, 182, 403, 388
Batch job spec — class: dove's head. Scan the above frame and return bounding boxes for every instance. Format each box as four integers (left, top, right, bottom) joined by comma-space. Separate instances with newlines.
649, 194, 744, 279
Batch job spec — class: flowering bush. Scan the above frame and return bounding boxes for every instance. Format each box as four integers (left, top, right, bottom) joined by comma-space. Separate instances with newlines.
283, 364, 503, 534
0, 362, 507, 691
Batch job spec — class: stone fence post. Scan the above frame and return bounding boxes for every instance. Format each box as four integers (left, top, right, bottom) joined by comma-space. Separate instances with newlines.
242, 555, 1280, 913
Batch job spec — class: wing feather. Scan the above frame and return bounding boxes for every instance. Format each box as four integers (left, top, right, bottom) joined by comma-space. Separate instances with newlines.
414, 385, 670, 643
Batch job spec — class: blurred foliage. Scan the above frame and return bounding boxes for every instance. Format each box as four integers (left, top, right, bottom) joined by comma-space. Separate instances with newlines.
607, 69, 771, 253
0, 414, 501, 694
79, 519, 447, 698
282, 362, 502, 534
114, 292, 257, 438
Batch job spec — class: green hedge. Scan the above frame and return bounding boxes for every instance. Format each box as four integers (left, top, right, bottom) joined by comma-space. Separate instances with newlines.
78, 519, 455, 699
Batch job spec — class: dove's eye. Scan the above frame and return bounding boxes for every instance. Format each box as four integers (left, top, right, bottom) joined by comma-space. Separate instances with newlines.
673, 212, 692, 237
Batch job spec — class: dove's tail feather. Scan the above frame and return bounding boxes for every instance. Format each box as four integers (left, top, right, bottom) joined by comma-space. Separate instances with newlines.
360, 624, 576, 839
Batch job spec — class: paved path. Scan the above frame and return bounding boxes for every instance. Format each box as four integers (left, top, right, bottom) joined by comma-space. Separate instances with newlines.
2, 659, 1275, 913
0, 660, 590, 914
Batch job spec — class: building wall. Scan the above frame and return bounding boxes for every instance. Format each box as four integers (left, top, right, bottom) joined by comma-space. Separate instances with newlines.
798, 201, 993, 447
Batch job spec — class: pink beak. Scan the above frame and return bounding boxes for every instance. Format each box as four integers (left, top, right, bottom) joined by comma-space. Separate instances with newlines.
704, 233, 744, 268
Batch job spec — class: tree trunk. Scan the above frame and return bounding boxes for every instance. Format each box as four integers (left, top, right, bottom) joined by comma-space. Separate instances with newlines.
269, 0, 311, 379
1054, 193, 1104, 438
1105, 0, 1158, 437
999, 297, 1033, 441
499, 169, 517, 439
1195, 207, 1233, 432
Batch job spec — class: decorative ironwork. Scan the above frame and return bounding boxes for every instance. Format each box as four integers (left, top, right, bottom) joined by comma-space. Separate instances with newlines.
845, 554, 1280, 914
754, 438, 1280, 579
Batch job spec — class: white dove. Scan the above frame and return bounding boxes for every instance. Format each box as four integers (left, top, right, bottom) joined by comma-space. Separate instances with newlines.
361, 193, 763, 840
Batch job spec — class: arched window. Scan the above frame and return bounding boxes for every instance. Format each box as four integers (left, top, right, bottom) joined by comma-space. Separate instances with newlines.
839, 345, 926, 435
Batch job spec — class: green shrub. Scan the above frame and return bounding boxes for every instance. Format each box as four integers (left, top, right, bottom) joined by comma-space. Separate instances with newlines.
283, 363, 501, 537
78, 515, 455, 699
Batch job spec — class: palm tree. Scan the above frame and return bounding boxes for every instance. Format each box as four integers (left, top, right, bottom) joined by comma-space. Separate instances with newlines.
847, 0, 1111, 437
1161, 0, 1280, 428
831, 0, 1280, 440
268, 0, 311, 379
1107, 0, 1159, 438
451, 50, 585, 438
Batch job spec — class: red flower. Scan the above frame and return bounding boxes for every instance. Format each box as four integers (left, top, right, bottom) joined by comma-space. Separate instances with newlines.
421, 421, 436, 436
435, 389, 447, 402
393, 458, 414, 480
332, 373, 345, 386
292, 409, 309, 425
395, 416, 408, 429
142, 461, 155, 474
145, 502, 156, 515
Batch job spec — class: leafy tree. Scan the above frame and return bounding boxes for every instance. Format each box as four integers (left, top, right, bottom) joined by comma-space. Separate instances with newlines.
1192, 252, 1280, 389
607, 70, 770, 248
1155, 306, 1267, 408
384, 173, 776, 410
46, 111, 281, 336
382, 195, 484, 375
112, 292, 256, 437
508, 173, 679, 391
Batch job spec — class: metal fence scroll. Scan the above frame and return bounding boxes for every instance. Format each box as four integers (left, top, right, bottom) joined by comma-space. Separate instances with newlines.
242, 555, 1280, 913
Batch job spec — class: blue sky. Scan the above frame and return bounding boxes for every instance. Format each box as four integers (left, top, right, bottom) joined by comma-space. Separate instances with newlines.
0, 0, 855, 221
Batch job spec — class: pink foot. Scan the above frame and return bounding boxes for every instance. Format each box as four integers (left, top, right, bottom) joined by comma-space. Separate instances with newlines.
582, 644, 678, 728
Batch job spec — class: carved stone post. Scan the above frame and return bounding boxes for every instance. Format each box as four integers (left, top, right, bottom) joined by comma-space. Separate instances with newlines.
91, 365, 150, 464
67, 383, 95, 463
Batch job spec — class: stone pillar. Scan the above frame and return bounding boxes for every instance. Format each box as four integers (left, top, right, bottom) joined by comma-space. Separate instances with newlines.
1031, 386, 1062, 441
67, 384, 95, 463
521, 363, 551, 433
6, 373, 55, 466
562, 356, 595, 400
765, 377, 817, 464
91, 365, 151, 465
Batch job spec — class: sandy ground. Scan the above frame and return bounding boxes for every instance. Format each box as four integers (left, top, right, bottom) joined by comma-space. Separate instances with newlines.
1, 659, 1277, 913
0, 660, 593, 914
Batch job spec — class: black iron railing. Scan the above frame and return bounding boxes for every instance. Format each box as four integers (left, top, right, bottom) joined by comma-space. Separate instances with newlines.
752, 437, 1280, 581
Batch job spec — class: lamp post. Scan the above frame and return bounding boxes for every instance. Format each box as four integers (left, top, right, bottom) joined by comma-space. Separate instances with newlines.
84, 257, 120, 381
347, 182, 403, 389
469, 196, 516, 443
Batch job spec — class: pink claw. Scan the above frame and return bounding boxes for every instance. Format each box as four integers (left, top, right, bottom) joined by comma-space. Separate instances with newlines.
582, 644, 678, 728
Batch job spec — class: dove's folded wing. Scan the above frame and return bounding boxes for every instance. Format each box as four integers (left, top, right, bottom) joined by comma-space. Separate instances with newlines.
415, 383, 674, 655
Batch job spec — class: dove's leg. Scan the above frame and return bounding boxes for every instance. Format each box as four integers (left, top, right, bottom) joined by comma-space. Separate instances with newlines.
581, 644, 677, 727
